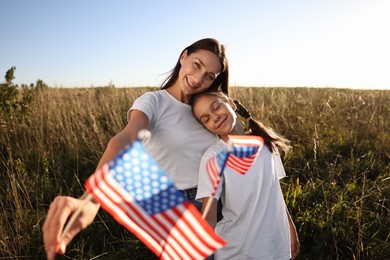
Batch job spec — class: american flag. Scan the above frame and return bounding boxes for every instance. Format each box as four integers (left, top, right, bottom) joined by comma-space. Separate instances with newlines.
205, 150, 229, 197
226, 135, 264, 174
205, 135, 264, 196
85, 140, 226, 260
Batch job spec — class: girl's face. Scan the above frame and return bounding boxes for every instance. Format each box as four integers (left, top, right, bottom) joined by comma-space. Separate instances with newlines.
179, 49, 222, 95
193, 94, 237, 136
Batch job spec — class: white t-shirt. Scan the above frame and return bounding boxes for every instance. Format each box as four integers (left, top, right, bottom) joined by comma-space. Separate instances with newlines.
196, 139, 291, 260
129, 90, 218, 190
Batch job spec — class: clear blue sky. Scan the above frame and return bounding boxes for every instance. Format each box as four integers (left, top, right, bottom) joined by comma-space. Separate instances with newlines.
1, 0, 389, 89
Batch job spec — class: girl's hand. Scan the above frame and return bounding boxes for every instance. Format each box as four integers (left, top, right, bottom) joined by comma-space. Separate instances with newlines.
286, 208, 300, 259
290, 226, 300, 259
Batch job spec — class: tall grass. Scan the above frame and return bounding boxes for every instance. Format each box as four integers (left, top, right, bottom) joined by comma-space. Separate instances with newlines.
231, 87, 389, 259
0, 87, 389, 259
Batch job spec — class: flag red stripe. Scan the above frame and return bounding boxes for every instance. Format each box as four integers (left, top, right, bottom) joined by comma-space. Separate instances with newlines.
152, 206, 199, 259
170, 204, 224, 255
165, 202, 225, 255
157, 203, 207, 259
206, 158, 221, 196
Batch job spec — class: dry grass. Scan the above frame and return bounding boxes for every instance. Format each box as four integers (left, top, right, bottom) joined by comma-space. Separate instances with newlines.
0, 86, 389, 259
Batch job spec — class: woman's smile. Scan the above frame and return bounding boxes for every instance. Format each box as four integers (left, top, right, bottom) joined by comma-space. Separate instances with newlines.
186, 76, 199, 90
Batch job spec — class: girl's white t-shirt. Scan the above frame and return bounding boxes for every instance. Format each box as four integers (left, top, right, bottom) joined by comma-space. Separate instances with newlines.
196, 139, 291, 260
129, 90, 218, 190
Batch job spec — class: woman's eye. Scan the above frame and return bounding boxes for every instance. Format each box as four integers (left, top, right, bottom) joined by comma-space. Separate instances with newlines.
206, 74, 215, 82
194, 61, 201, 70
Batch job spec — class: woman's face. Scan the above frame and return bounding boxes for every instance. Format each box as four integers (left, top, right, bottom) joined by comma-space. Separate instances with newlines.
179, 49, 222, 95
193, 95, 237, 136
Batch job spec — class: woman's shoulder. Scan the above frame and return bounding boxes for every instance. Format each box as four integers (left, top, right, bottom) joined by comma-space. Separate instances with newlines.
134, 90, 170, 106
144, 89, 179, 102
137, 89, 165, 99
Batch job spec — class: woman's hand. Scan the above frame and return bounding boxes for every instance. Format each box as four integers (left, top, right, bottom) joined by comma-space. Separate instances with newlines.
42, 195, 100, 260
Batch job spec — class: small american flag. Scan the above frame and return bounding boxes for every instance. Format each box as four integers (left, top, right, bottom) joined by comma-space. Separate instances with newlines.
205, 135, 264, 196
226, 135, 264, 174
85, 140, 226, 260
205, 150, 229, 197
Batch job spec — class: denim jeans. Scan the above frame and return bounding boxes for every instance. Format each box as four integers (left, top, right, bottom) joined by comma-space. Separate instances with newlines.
180, 187, 202, 211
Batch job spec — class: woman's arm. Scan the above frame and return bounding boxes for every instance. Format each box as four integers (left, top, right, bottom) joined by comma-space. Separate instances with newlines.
96, 110, 149, 169
42, 110, 149, 260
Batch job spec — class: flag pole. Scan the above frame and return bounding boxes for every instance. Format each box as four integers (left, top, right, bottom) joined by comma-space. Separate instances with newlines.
60, 192, 93, 241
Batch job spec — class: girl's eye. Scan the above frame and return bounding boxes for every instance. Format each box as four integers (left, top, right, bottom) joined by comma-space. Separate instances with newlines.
201, 116, 209, 124
212, 103, 220, 111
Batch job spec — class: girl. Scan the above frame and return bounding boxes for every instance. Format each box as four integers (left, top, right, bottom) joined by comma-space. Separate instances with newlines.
191, 91, 300, 259
43, 38, 230, 259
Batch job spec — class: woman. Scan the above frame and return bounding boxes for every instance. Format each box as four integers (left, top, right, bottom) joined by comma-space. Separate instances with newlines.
191, 91, 300, 259
42, 38, 229, 259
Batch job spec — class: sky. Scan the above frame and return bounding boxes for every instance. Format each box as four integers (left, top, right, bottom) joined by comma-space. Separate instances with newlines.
1, 0, 389, 90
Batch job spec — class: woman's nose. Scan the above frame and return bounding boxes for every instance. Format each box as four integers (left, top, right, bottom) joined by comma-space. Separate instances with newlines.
193, 70, 207, 85
194, 71, 203, 84
193, 77, 201, 85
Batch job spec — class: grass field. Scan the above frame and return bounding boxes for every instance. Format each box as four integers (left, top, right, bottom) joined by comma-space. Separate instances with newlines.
0, 86, 389, 259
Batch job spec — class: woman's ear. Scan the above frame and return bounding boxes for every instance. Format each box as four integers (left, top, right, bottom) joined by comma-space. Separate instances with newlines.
180, 50, 188, 65
228, 98, 237, 111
